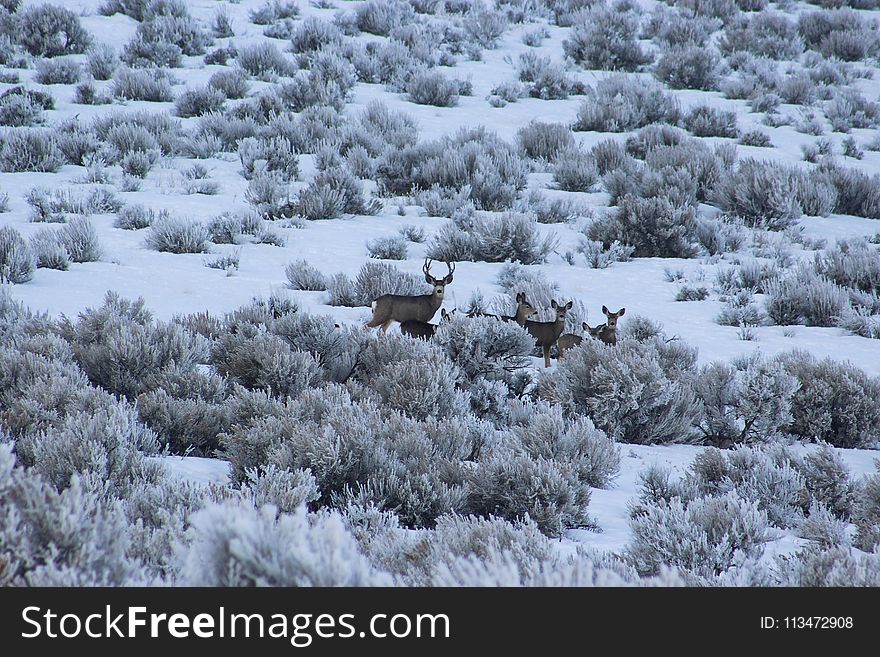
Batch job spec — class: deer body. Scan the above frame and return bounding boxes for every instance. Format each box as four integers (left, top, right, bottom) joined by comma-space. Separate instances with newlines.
399, 309, 454, 340
596, 306, 625, 346
524, 300, 572, 368
557, 322, 603, 358
367, 259, 454, 332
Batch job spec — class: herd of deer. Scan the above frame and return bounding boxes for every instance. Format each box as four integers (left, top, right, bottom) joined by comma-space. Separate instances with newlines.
365, 259, 625, 368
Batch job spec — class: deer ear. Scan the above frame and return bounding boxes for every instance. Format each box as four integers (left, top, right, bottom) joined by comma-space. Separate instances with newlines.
551, 300, 558, 309
566, 301, 573, 310
444, 273, 454, 284
516, 292, 523, 303
618, 308, 626, 316
602, 305, 609, 315
582, 322, 588, 330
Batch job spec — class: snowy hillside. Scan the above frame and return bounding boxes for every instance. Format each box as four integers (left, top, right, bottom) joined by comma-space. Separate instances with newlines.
1, 0, 880, 586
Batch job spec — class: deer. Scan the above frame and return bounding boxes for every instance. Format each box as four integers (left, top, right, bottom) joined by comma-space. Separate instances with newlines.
468, 292, 537, 326
557, 322, 604, 358
596, 306, 625, 345
400, 308, 454, 340
366, 258, 455, 332
524, 300, 573, 368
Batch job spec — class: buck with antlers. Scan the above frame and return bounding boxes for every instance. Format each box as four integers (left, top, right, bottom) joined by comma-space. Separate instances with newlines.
468, 292, 537, 326
524, 300, 573, 368
366, 258, 455, 332
400, 308, 455, 340
557, 322, 604, 358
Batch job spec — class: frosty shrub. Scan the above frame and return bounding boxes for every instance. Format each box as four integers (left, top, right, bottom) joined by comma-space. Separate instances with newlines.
510, 401, 621, 489
552, 337, 701, 444
798, 9, 879, 62
433, 314, 534, 382
355, 0, 415, 36
145, 215, 210, 254
684, 105, 738, 138
34, 57, 81, 85
655, 44, 719, 90
60, 292, 207, 400
587, 195, 698, 259
59, 217, 102, 263
126, 0, 210, 60
174, 86, 226, 118
516, 52, 579, 100
466, 449, 593, 537
814, 238, 880, 295
0, 226, 35, 284
578, 239, 634, 268
552, 148, 599, 192
29, 227, 70, 271
590, 139, 630, 175
366, 236, 408, 260
208, 68, 250, 100
296, 168, 380, 220
271, 311, 358, 382
0, 129, 64, 172
112, 68, 174, 102
820, 164, 880, 219
776, 350, 880, 449
429, 212, 557, 265
563, 6, 652, 71
853, 463, 880, 551
573, 76, 680, 132
764, 265, 848, 327
824, 89, 880, 132
18, 4, 92, 57
0, 93, 45, 127
526, 193, 586, 225
114, 204, 154, 230
775, 545, 880, 587
87, 43, 119, 80
178, 502, 390, 586
406, 70, 460, 107
207, 213, 242, 245
290, 16, 344, 54
710, 159, 801, 230
628, 492, 769, 580
376, 129, 528, 211
236, 42, 295, 79
693, 356, 797, 446
800, 445, 855, 520
516, 121, 575, 162
285, 259, 328, 291
238, 136, 299, 182
719, 12, 804, 60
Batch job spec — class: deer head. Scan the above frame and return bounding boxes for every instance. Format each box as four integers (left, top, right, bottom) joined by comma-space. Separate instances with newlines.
584, 322, 604, 338
601, 305, 625, 329
551, 299, 573, 322
424, 258, 454, 299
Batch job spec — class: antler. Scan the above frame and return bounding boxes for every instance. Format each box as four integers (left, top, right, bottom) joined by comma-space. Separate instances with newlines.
423, 258, 436, 284
443, 260, 455, 283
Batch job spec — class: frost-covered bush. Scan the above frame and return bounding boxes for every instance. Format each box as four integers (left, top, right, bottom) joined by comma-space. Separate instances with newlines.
516, 121, 574, 162
820, 164, 880, 220
18, 4, 92, 57
719, 12, 804, 60
710, 159, 802, 230
285, 259, 327, 291
433, 314, 534, 383
466, 449, 593, 537
775, 545, 880, 587
0, 129, 64, 172
87, 43, 118, 80
564, 6, 652, 71
814, 239, 880, 295
825, 89, 880, 133
34, 57, 81, 85
376, 128, 529, 211
112, 68, 174, 102
429, 212, 557, 265
296, 168, 380, 220
764, 266, 848, 327
628, 491, 769, 580
854, 464, 880, 551
59, 217, 102, 263
684, 105, 738, 138
587, 195, 698, 259
693, 356, 797, 446
552, 337, 701, 444
59, 292, 207, 400
238, 136, 299, 182
145, 215, 210, 254
290, 16, 344, 54
406, 70, 460, 107
366, 236, 408, 260
655, 44, 720, 90
235, 42, 295, 78
178, 502, 389, 586
29, 227, 70, 271
174, 86, 225, 118
777, 350, 880, 449
125, 0, 211, 63
798, 9, 879, 62
552, 148, 599, 192
573, 76, 680, 132
208, 68, 250, 100
355, 0, 415, 36
0, 93, 45, 127
516, 52, 579, 100
0, 226, 35, 284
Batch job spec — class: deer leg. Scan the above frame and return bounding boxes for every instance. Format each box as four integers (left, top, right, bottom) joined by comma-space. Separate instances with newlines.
543, 346, 551, 368
380, 320, 393, 333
